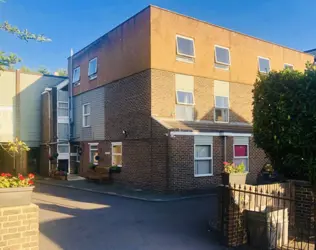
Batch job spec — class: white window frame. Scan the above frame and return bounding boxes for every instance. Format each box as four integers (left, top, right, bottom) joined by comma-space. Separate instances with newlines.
72, 67, 80, 85
82, 103, 91, 128
284, 63, 294, 70
89, 143, 99, 164
88, 57, 98, 79
111, 142, 122, 167
233, 143, 249, 172
176, 90, 195, 105
258, 56, 271, 73
57, 101, 68, 117
176, 35, 196, 58
214, 45, 231, 66
214, 95, 229, 123
194, 144, 213, 177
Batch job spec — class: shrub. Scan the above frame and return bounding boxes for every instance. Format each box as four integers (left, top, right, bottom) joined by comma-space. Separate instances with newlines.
253, 64, 316, 183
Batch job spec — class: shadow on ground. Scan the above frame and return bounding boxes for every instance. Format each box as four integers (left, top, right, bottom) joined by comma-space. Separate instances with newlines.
34, 184, 222, 250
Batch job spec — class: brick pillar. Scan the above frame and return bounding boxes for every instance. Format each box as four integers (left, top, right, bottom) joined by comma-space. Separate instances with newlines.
0, 204, 39, 250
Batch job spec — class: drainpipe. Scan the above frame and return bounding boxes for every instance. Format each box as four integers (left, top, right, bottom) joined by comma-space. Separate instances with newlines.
47, 89, 52, 175
68, 49, 74, 175
224, 136, 227, 162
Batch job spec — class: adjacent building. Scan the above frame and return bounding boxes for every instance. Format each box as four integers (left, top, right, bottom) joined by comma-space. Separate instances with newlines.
65, 6, 313, 191
0, 70, 66, 174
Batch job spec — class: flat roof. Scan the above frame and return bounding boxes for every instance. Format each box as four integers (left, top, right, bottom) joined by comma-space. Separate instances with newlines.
70, 5, 312, 59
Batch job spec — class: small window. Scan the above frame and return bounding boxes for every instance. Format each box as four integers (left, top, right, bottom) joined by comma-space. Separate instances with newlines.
88, 58, 97, 79
176, 91, 194, 105
57, 144, 69, 154
112, 142, 122, 167
258, 57, 270, 73
58, 101, 68, 117
176, 35, 195, 60
89, 143, 98, 164
215, 46, 231, 66
82, 103, 91, 127
233, 145, 249, 172
57, 123, 69, 140
194, 145, 213, 176
215, 96, 229, 122
284, 63, 293, 70
72, 67, 80, 84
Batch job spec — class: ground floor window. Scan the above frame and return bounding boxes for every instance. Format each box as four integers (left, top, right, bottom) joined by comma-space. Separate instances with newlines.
75, 145, 81, 163
111, 142, 122, 167
194, 136, 213, 176
89, 143, 99, 165
233, 137, 249, 172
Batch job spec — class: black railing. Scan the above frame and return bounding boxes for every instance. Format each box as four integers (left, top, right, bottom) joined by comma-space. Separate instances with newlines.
218, 184, 315, 250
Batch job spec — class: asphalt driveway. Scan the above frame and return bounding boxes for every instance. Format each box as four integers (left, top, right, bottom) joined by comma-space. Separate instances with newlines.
33, 184, 220, 250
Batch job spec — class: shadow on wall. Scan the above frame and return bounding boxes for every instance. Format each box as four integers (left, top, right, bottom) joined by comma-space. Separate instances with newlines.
9, 73, 66, 174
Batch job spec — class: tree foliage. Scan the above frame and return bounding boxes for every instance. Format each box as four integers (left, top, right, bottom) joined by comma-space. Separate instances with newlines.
56, 68, 67, 76
0, 1, 51, 70
253, 64, 316, 183
37, 66, 50, 75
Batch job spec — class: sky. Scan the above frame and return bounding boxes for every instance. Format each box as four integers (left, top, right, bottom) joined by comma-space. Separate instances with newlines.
1, 0, 315, 73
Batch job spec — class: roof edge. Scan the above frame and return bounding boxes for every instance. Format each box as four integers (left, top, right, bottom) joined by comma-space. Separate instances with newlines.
150, 5, 313, 57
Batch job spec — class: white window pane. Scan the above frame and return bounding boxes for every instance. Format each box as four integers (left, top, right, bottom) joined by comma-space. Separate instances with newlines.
58, 123, 69, 140
215, 46, 230, 65
84, 115, 90, 127
58, 108, 68, 116
112, 155, 122, 166
215, 96, 229, 108
215, 108, 228, 122
83, 104, 90, 114
259, 58, 270, 73
233, 158, 249, 172
195, 145, 211, 158
88, 58, 97, 76
58, 91, 68, 101
176, 91, 194, 104
58, 102, 68, 109
175, 105, 194, 121
177, 37, 194, 57
195, 160, 212, 175
72, 67, 80, 82
58, 145, 69, 153
113, 145, 122, 154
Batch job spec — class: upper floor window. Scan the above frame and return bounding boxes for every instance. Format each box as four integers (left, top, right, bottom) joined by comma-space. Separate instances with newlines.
82, 103, 91, 127
258, 57, 270, 73
214, 80, 229, 123
175, 74, 194, 121
88, 57, 98, 80
214, 45, 230, 70
176, 35, 195, 63
72, 67, 80, 85
284, 63, 294, 70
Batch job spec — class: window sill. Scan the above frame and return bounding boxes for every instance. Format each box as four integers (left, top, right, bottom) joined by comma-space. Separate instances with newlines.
176, 55, 195, 64
73, 82, 80, 87
82, 125, 91, 128
194, 174, 213, 177
89, 74, 97, 80
214, 120, 229, 124
214, 63, 230, 70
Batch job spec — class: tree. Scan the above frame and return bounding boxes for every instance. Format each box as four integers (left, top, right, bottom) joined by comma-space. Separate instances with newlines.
56, 68, 67, 76
0, 2, 51, 70
37, 66, 50, 75
253, 64, 316, 184
20, 65, 33, 73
